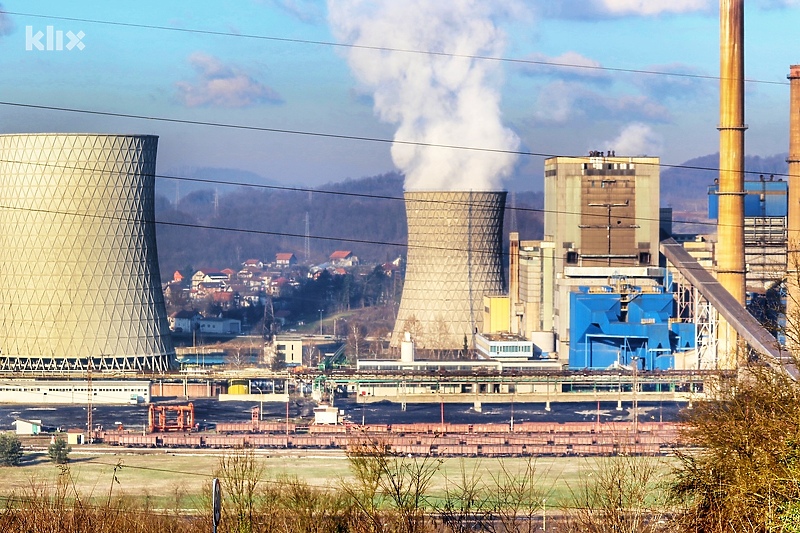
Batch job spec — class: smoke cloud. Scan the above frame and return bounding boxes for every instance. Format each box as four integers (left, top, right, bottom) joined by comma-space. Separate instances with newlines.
600, 0, 711, 15
601, 123, 663, 156
327, 0, 520, 191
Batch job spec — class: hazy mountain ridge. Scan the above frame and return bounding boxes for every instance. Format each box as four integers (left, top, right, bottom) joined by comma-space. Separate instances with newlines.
154, 152, 782, 276
154, 172, 545, 276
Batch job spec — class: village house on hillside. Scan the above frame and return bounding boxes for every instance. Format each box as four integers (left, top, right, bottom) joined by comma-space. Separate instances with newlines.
330, 250, 358, 267
168, 310, 201, 332
242, 258, 264, 269
276, 252, 297, 267
191, 269, 229, 290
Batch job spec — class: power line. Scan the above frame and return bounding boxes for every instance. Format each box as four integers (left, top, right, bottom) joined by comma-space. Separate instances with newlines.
0, 100, 794, 190
0, 155, 728, 234
1, 10, 790, 87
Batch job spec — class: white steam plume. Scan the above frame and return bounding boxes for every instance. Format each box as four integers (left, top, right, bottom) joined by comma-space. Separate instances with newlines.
601, 123, 663, 156
328, 0, 520, 191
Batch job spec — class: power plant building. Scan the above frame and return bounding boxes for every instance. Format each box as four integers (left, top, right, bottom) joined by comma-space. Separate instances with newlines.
391, 191, 506, 350
0, 134, 174, 372
708, 177, 788, 292
544, 154, 661, 271
503, 154, 698, 369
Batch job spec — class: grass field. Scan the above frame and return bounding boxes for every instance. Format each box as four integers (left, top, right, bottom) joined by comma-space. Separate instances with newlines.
0, 448, 679, 511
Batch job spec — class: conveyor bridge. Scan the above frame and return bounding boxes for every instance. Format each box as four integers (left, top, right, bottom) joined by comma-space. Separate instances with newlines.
660, 238, 797, 379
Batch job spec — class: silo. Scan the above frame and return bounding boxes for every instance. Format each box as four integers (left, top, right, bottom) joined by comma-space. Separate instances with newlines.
0, 134, 174, 372
391, 191, 506, 350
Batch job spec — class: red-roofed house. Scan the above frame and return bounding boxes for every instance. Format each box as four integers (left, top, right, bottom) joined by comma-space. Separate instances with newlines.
330, 250, 359, 267
276, 252, 297, 267
243, 259, 264, 269
212, 291, 237, 309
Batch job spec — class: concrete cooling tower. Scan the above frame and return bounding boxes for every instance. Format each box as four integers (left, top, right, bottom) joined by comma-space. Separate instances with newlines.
0, 134, 174, 372
391, 191, 506, 350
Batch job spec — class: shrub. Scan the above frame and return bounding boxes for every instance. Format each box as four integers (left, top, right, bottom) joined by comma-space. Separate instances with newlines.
0, 432, 23, 466
47, 436, 71, 464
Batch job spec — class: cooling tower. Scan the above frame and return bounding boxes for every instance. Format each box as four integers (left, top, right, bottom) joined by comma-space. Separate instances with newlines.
391, 191, 506, 350
0, 134, 174, 372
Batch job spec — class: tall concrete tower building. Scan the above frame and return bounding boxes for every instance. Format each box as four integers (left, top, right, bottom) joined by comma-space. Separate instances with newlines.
0, 134, 174, 372
391, 191, 506, 350
544, 154, 661, 271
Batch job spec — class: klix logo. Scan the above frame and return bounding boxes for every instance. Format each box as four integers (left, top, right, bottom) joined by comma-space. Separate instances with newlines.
25, 26, 85, 51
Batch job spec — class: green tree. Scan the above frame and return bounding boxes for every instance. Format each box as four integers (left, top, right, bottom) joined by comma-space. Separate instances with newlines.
0, 432, 23, 466
47, 436, 71, 464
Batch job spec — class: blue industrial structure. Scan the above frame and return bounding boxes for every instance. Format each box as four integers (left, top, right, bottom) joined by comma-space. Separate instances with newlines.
708, 178, 788, 219
568, 276, 695, 371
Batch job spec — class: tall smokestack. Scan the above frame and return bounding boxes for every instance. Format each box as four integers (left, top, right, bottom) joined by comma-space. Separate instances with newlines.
716, 0, 746, 366
391, 191, 506, 351
787, 65, 800, 334
717, 0, 747, 307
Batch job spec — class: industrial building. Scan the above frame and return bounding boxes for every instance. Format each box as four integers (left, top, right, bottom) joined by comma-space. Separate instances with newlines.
498, 155, 680, 370
0, 134, 174, 372
708, 177, 788, 292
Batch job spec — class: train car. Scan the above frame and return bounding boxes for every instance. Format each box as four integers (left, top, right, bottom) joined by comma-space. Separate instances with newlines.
436, 444, 478, 456
464, 435, 506, 446
330, 435, 350, 448
205, 435, 246, 448
291, 435, 334, 448
309, 424, 348, 434
390, 444, 432, 456
480, 444, 523, 457
390, 423, 433, 434
472, 423, 511, 434
513, 422, 554, 434
248, 435, 289, 448
257, 421, 295, 433
100, 432, 120, 445
118, 434, 157, 447
443, 423, 472, 434
160, 434, 202, 448
507, 434, 549, 446
568, 434, 595, 446
215, 422, 257, 433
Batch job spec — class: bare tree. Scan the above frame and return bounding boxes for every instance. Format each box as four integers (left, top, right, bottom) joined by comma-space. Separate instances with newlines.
489, 458, 550, 533
214, 448, 264, 533
562, 454, 670, 533
436, 459, 496, 533
343, 436, 442, 533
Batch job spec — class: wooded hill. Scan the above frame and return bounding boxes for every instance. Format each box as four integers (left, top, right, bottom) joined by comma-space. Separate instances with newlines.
154, 171, 545, 276
154, 153, 789, 276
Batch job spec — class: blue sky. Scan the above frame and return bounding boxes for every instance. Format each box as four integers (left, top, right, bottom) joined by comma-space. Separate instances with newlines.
0, 0, 798, 192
